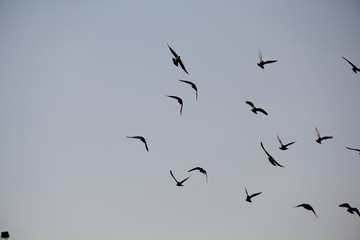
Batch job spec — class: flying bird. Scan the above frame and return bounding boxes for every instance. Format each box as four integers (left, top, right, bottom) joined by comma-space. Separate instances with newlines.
188, 167, 207, 183
315, 127, 333, 144
339, 203, 360, 217
294, 203, 318, 218
245, 187, 262, 203
166, 95, 183, 115
246, 101, 268, 115
127, 136, 149, 152
260, 142, 284, 167
277, 134, 296, 150
170, 170, 191, 187
342, 57, 360, 73
167, 44, 189, 74
346, 147, 360, 155
179, 80, 198, 100
257, 49, 277, 69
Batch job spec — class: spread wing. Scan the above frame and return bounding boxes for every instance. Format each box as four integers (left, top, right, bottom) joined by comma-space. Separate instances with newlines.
246, 101, 255, 108
188, 167, 201, 172
167, 43, 178, 58
315, 127, 321, 138
284, 141, 296, 147
277, 134, 283, 145
342, 56, 355, 68
321, 136, 333, 140
346, 147, 360, 152
257, 107, 268, 115
178, 59, 189, 74
170, 170, 178, 183
260, 142, 270, 157
258, 49, 262, 62
180, 176, 190, 184
263, 60, 277, 65
339, 203, 351, 208
250, 192, 262, 198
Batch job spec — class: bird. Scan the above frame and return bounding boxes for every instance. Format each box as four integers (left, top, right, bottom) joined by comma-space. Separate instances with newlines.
167, 43, 189, 74
246, 101, 268, 115
257, 49, 277, 69
277, 134, 296, 150
346, 147, 360, 155
188, 167, 207, 183
315, 127, 333, 144
339, 203, 360, 217
342, 56, 360, 73
294, 203, 318, 218
260, 142, 284, 167
170, 170, 191, 187
179, 80, 198, 100
166, 95, 183, 115
245, 187, 262, 203
126, 136, 149, 152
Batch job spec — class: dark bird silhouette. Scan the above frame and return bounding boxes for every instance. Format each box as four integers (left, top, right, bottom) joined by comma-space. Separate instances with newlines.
257, 49, 277, 69
342, 57, 360, 73
315, 127, 333, 144
246, 101, 268, 115
277, 134, 296, 150
260, 142, 284, 167
188, 167, 207, 183
167, 44, 189, 74
170, 170, 190, 187
166, 95, 183, 115
294, 203, 318, 218
339, 203, 360, 217
245, 187, 262, 203
346, 147, 360, 154
179, 80, 198, 100
127, 136, 149, 152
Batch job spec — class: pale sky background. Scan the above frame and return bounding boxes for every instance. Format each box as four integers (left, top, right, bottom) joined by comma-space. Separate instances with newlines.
1, 1, 360, 240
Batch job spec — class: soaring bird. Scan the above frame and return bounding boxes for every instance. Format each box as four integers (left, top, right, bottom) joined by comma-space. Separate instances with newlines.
179, 80, 198, 100
342, 57, 360, 73
170, 170, 191, 187
260, 142, 284, 167
126, 136, 149, 152
245, 187, 262, 203
167, 44, 189, 74
166, 95, 183, 115
294, 203, 318, 218
339, 203, 360, 217
257, 49, 277, 69
246, 101, 268, 115
188, 167, 207, 183
346, 147, 360, 155
315, 127, 333, 144
277, 134, 296, 150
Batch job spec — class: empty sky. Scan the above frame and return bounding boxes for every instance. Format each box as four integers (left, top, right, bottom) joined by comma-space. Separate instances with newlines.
1, 1, 360, 240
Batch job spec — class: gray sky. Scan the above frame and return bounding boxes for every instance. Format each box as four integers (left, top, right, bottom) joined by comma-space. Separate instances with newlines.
1, 1, 360, 240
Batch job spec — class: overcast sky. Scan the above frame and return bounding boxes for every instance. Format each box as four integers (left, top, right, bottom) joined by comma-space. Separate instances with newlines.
1, 1, 360, 240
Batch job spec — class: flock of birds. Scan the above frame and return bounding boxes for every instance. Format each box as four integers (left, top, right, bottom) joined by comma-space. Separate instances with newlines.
126, 44, 360, 220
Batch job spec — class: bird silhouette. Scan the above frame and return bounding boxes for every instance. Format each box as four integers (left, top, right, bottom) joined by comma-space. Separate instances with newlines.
188, 167, 207, 183
260, 142, 284, 167
179, 80, 198, 100
170, 170, 191, 187
342, 57, 360, 73
277, 134, 296, 150
167, 44, 189, 74
315, 127, 333, 144
126, 136, 149, 152
246, 101, 268, 115
339, 203, 360, 217
245, 187, 262, 203
346, 147, 360, 155
257, 49, 277, 69
294, 203, 318, 218
166, 95, 183, 115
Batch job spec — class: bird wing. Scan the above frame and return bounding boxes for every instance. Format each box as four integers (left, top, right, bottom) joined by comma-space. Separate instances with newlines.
170, 170, 178, 183
245, 187, 249, 196
167, 44, 178, 58
353, 208, 360, 217
339, 203, 351, 208
315, 127, 320, 138
284, 141, 296, 147
178, 59, 189, 74
273, 158, 284, 168
250, 192, 262, 198
260, 142, 271, 157
263, 60, 277, 65
277, 134, 283, 145
180, 176, 191, 184
257, 108, 268, 115
144, 141, 149, 152
346, 147, 360, 152
188, 167, 201, 172
342, 56, 355, 67
294, 204, 305, 208
311, 208, 318, 218
258, 49, 262, 62
180, 104, 183, 115
321, 136, 333, 140
166, 95, 180, 101
246, 101, 255, 108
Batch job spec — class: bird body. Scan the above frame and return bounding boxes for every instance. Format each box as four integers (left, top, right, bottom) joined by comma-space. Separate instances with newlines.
339, 203, 360, 217
166, 95, 183, 115
260, 142, 284, 167
127, 136, 149, 152
257, 50, 277, 69
342, 56, 360, 73
277, 134, 296, 150
245, 187, 262, 203
246, 101, 268, 115
167, 44, 189, 74
294, 203, 318, 218
188, 167, 207, 183
170, 170, 190, 187
315, 127, 333, 144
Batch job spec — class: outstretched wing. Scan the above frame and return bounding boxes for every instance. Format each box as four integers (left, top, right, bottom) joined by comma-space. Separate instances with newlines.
346, 147, 360, 152
321, 136, 333, 140
258, 49, 262, 62
284, 141, 296, 147
246, 101, 255, 108
178, 59, 189, 74
180, 176, 191, 184
250, 192, 262, 198
315, 127, 321, 138
339, 203, 351, 208
277, 134, 283, 145
260, 142, 271, 157
167, 43, 178, 58
188, 167, 201, 172
353, 208, 360, 217
342, 56, 355, 67
170, 170, 178, 183
257, 107, 268, 115
263, 60, 277, 65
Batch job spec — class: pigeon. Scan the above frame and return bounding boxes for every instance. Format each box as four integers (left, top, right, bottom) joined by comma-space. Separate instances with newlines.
127, 136, 149, 152
246, 101, 268, 115
294, 203, 318, 218
260, 142, 284, 167
245, 187, 262, 203
170, 170, 191, 187
277, 134, 296, 150
339, 203, 360, 217
346, 147, 360, 155
257, 49, 277, 69
315, 127, 333, 144
342, 57, 360, 73
188, 167, 207, 183
166, 95, 183, 115
179, 80, 198, 100
167, 44, 189, 74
